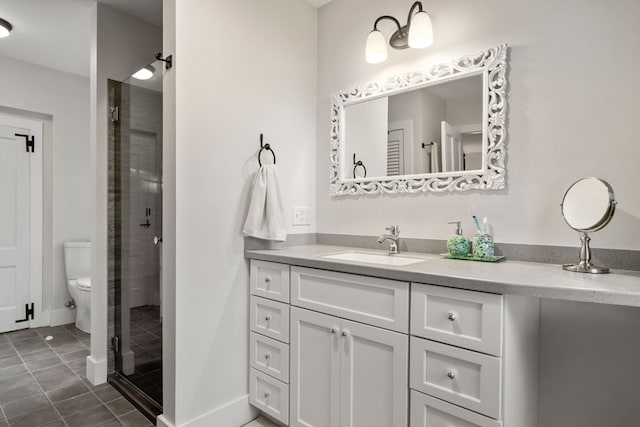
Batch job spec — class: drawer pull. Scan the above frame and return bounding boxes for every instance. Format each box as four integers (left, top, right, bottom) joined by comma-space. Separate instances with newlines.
264, 352, 271, 360
330, 327, 339, 334
265, 314, 272, 322
446, 369, 456, 379
447, 312, 457, 321
264, 390, 271, 398
341, 329, 350, 337
265, 276, 272, 284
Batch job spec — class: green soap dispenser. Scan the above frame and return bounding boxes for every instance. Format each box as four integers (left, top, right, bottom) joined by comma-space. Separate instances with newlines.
447, 221, 470, 257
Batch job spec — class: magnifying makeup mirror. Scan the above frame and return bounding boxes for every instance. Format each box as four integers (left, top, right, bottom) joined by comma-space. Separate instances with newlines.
560, 177, 616, 273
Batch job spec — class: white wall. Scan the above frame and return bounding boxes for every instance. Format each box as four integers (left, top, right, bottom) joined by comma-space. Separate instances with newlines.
0, 55, 91, 326
316, 0, 640, 251
171, 0, 317, 425
88, 2, 162, 384
345, 97, 387, 178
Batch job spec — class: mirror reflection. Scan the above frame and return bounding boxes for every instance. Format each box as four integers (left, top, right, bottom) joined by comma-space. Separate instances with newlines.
344, 73, 483, 179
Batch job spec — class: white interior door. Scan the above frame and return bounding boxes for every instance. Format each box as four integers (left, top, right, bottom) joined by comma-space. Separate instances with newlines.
0, 115, 42, 332
441, 121, 463, 172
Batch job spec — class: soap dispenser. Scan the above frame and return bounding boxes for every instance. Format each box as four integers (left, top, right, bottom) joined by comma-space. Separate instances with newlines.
447, 221, 470, 257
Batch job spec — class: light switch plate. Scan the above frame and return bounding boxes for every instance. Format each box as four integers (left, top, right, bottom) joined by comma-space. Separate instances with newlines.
292, 206, 311, 226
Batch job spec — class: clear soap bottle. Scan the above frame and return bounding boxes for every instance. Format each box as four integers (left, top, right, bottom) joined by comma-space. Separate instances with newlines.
447, 221, 470, 257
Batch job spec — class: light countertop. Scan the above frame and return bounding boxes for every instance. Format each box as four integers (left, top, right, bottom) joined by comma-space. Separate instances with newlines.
245, 245, 640, 307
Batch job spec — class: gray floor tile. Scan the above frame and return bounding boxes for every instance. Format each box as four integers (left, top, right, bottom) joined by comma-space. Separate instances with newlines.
54, 391, 102, 418
0, 420, 7, 427
1, 392, 50, 420
34, 326, 69, 338
0, 347, 16, 359
41, 420, 65, 427
52, 341, 86, 356
46, 379, 90, 403
7, 405, 61, 427
118, 410, 153, 427
104, 397, 136, 417
92, 385, 122, 403
10, 336, 43, 348
14, 342, 50, 356
0, 374, 40, 404
0, 355, 22, 370
64, 404, 115, 427
32, 365, 77, 391
6, 330, 38, 342
0, 364, 28, 379
26, 356, 63, 373
96, 419, 125, 427
59, 349, 89, 363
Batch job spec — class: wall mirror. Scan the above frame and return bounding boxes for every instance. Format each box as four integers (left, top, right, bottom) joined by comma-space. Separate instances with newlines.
329, 44, 508, 195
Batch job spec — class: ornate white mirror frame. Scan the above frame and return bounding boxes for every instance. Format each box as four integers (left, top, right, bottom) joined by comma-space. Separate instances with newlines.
329, 44, 508, 195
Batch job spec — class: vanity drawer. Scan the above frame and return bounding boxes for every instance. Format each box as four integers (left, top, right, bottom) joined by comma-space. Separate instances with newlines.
410, 391, 502, 427
249, 368, 289, 425
290, 266, 409, 333
250, 260, 290, 303
410, 337, 501, 419
250, 296, 290, 343
250, 332, 289, 383
411, 283, 503, 356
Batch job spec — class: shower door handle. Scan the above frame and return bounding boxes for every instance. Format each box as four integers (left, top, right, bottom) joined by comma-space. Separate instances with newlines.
154, 236, 163, 245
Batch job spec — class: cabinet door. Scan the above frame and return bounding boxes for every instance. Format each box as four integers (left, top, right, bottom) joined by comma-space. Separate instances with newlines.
290, 307, 341, 427
340, 319, 408, 427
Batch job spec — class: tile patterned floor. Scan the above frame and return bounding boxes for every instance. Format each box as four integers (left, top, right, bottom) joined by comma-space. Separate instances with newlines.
0, 324, 153, 427
125, 307, 162, 404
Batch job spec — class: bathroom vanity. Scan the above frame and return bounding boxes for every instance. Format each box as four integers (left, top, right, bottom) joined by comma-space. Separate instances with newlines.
245, 245, 640, 426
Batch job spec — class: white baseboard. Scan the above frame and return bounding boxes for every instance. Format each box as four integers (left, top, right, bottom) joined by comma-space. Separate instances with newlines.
156, 414, 175, 427
181, 394, 256, 427
50, 308, 75, 326
86, 355, 107, 385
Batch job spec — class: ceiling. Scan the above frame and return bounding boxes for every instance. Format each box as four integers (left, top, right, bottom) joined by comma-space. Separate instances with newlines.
0, 0, 330, 78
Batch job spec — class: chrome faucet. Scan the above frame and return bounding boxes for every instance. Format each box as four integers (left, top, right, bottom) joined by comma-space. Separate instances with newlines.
377, 225, 400, 254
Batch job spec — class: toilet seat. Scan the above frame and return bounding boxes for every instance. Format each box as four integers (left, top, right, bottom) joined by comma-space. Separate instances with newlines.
77, 277, 91, 291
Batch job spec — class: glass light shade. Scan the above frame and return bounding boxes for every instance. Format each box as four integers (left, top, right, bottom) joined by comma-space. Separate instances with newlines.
365, 30, 388, 64
132, 67, 154, 80
0, 20, 12, 38
408, 11, 433, 48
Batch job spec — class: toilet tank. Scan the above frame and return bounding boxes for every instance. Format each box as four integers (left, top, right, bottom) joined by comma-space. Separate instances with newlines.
63, 241, 91, 280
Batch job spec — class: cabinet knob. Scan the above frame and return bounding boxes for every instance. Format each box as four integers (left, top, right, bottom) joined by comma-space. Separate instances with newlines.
447, 312, 457, 321
265, 276, 272, 284
265, 314, 272, 322
264, 390, 271, 398
330, 327, 339, 334
264, 352, 271, 360
447, 370, 456, 379
341, 329, 350, 337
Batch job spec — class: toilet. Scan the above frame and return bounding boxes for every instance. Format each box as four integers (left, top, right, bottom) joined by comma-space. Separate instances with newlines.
63, 241, 91, 333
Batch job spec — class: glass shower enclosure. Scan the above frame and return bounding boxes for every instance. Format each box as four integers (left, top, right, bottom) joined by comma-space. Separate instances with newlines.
108, 59, 163, 418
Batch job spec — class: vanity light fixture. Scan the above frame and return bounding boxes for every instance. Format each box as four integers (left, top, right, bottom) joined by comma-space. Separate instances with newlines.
365, 1, 433, 64
0, 18, 13, 38
132, 65, 155, 80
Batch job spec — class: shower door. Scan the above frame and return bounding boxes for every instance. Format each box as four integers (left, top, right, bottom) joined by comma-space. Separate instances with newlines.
108, 60, 163, 411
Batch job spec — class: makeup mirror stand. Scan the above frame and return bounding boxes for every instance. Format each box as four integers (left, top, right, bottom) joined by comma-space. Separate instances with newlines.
562, 232, 609, 274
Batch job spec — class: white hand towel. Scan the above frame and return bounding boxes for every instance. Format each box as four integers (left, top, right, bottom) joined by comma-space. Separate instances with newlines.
243, 165, 287, 242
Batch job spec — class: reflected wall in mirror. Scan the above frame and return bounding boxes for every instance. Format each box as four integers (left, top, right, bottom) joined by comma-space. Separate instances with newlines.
330, 44, 508, 195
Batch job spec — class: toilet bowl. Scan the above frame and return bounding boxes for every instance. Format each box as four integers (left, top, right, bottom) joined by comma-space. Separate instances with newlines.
63, 241, 91, 333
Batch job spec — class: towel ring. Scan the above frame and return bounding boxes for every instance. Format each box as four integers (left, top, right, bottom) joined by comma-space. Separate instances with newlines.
352, 153, 367, 179
258, 134, 276, 166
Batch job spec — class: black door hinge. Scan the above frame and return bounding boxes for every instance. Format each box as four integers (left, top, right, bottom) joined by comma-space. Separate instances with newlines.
15, 133, 35, 153
15, 303, 35, 323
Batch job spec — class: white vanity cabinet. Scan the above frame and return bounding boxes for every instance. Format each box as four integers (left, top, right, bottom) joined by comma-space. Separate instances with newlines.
247, 258, 540, 427
410, 283, 540, 427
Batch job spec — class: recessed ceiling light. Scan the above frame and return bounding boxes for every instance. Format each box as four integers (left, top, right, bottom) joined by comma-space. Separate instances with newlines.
0, 18, 13, 38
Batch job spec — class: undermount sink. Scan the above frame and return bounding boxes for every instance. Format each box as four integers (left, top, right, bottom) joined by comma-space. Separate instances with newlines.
322, 251, 427, 266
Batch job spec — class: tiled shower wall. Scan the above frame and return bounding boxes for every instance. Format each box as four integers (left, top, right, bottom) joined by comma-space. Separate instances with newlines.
108, 80, 162, 372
